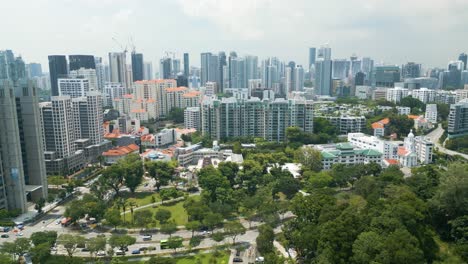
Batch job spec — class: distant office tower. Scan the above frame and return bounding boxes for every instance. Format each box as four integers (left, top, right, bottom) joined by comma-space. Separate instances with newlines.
94, 57, 105, 91
285, 67, 293, 93
69, 68, 98, 91
317, 45, 331, 60
201, 52, 219, 86
58, 77, 90, 98
372, 66, 401, 87
108, 52, 127, 85
245, 55, 258, 82
183, 53, 190, 77
441, 61, 464, 89
69, 55, 95, 71
332, 59, 348, 79
72, 92, 104, 145
402, 62, 421, 78
201, 97, 313, 142
361, 57, 374, 78
131, 52, 144, 81
160, 57, 172, 79
355, 72, 365, 86
309, 48, 316, 70
176, 73, 188, 87
0, 50, 26, 82
143, 62, 153, 80
294, 65, 304, 92
228, 51, 237, 88
218, 52, 226, 92
315, 58, 332, 96
48, 55, 68, 96
459, 53, 467, 71
172, 59, 181, 77
0, 78, 48, 212
229, 57, 246, 88
448, 99, 468, 138
28, 63, 43, 78
184, 107, 200, 130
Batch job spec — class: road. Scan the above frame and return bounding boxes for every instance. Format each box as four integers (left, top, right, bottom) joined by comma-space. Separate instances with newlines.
426, 124, 468, 160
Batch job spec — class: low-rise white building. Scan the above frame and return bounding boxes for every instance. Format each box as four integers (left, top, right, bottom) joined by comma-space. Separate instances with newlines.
347, 133, 401, 159
397, 106, 411, 115
411, 88, 436, 103
386, 87, 409, 103
311, 143, 383, 170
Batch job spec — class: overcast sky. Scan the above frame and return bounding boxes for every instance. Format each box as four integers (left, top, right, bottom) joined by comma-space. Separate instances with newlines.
2, 0, 468, 72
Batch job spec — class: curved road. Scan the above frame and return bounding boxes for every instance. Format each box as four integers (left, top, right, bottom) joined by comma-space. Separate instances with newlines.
426, 124, 468, 160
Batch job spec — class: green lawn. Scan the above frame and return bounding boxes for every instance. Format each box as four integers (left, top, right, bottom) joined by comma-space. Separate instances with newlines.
120, 191, 161, 207
122, 196, 200, 227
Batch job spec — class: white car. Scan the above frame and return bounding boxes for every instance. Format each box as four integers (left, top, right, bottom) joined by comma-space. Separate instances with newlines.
141, 234, 152, 241
96, 251, 106, 257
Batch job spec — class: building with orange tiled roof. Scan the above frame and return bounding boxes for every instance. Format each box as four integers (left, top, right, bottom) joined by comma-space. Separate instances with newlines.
372, 118, 390, 137
102, 144, 140, 164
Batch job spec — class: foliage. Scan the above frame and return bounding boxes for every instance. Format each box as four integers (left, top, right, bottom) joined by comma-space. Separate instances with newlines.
64, 194, 106, 222
168, 107, 184, 123
399, 96, 426, 114
58, 234, 86, 258
30, 231, 57, 247
31, 242, 52, 263
160, 221, 178, 237
108, 234, 136, 251
104, 209, 122, 229
445, 135, 468, 154
146, 161, 176, 191
134, 210, 154, 228
223, 221, 246, 245
256, 224, 275, 255
86, 235, 107, 258
294, 147, 322, 172
155, 209, 172, 225
167, 236, 183, 253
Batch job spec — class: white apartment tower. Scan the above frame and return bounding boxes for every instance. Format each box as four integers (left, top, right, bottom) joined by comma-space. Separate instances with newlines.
58, 78, 90, 98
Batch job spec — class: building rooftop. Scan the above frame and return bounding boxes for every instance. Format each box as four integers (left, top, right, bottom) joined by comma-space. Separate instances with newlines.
102, 144, 139, 157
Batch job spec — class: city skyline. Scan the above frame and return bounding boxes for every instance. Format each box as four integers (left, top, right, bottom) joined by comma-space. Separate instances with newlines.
2, 0, 468, 70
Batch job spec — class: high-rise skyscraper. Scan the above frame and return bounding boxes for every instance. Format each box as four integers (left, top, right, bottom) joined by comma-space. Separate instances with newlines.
459, 53, 467, 71
69, 55, 96, 71
309, 47, 316, 70
201, 52, 219, 86
160, 57, 172, 79
72, 92, 104, 145
108, 52, 127, 85
372, 66, 401, 88
332, 59, 349, 80
294, 65, 305, 92
245, 55, 258, 82
143, 62, 153, 80
172, 59, 181, 77
317, 45, 332, 60
315, 59, 332, 96
94, 57, 106, 91
0, 51, 47, 211
69, 68, 98, 91
218, 52, 226, 92
27, 63, 43, 78
131, 52, 144, 81
183, 53, 190, 77
48, 55, 68, 96
58, 77, 90, 98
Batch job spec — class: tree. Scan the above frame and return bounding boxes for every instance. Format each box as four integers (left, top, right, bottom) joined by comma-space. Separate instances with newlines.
99, 165, 124, 196
186, 220, 201, 238
30, 231, 57, 247
224, 221, 246, 245
257, 225, 275, 255
134, 210, 154, 229
198, 166, 230, 202
167, 236, 183, 253
146, 161, 176, 191
58, 234, 86, 258
160, 221, 178, 238
203, 212, 223, 232
108, 234, 136, 252
168, 107, 184, 123
104, 209, 122, 230
430, 163, 468, 220
155, 209, 172, 225
0, 238, 31, 260
87, 235, 107, 258
218, 161, 239, 187
35, 198, 46, 213
305, 171, 333, 189
64, 194, 106, 222
211, 232, 225, 242
0, 254, 12, 264
120, 154, 144, 193
295, 147, 322, 172
147, 257, 176, 264
31, 242, 51, 263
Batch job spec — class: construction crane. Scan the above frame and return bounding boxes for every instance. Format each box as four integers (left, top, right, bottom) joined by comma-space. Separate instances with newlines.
112, 36, 127, 54
129, 36, 136, 54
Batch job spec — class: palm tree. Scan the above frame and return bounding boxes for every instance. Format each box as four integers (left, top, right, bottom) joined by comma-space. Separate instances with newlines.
128, 201, 137, 225
116, 198, 127, 223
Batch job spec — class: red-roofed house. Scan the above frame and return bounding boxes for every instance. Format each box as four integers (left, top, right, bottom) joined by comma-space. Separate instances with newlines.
102, 144, 140, 164
372, 118, 390, 137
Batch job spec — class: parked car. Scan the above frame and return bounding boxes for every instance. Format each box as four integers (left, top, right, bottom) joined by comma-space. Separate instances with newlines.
233, 257, 243, 262
1, 234, 9, 238
115, 250, 125, 256
131, 249, 140, 254
96, 251, 106, 257
139, 246, 148, 251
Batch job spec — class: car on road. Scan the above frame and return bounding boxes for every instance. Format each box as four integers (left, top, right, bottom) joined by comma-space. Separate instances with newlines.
233, 257, 243, 262
115, 249, 125, 256
255, 256, 265, 263
16, 232, 23, 237
81, 248, 90, 252
131, 249, 140, 254
1, 234, 9, 238
141, 234, 152, 241
96, 251, 106, 257
139, 246, 148, 251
